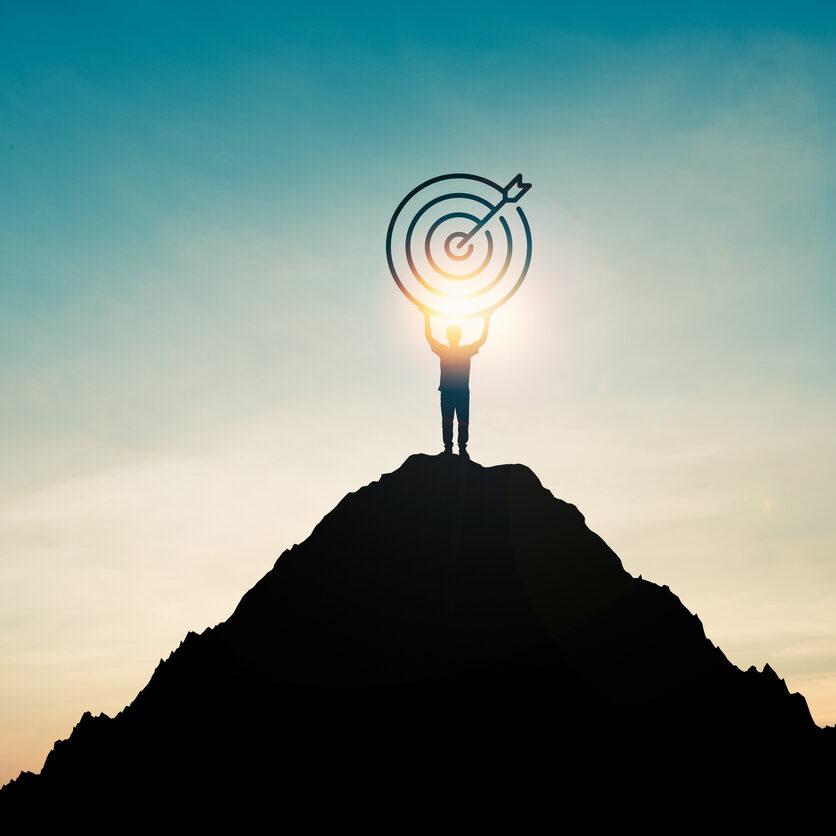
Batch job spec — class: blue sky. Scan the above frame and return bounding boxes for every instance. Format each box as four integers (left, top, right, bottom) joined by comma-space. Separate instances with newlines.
1, 1, 835, 783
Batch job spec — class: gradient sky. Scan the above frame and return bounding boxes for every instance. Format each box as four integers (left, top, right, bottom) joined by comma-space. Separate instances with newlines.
1, 2, 835, 784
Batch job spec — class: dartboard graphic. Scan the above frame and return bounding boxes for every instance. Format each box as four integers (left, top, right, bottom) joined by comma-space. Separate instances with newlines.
386, 173, 532, 318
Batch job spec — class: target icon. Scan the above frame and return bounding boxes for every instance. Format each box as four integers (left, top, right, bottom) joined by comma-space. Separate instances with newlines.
386, 173, 533, 318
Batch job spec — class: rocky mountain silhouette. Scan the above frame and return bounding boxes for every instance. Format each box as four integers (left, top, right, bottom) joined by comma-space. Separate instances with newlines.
3, 454, 834, 810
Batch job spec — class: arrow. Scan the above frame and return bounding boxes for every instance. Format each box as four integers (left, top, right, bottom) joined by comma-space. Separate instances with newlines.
455, 173, 531, 250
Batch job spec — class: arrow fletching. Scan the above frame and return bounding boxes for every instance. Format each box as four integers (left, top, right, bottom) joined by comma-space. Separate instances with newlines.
502, 173, 532, 203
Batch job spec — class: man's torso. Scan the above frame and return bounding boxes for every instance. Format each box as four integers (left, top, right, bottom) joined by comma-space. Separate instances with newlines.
433, 344, 478, 391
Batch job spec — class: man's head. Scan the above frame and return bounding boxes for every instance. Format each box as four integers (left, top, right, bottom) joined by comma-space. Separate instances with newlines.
446, 325, 462, 347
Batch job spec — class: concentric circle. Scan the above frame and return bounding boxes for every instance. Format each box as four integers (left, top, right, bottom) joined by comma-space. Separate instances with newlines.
386, 173, 532, 318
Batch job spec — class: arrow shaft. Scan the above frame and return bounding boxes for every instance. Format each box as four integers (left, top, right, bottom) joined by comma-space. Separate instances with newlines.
456, 197, 507, 249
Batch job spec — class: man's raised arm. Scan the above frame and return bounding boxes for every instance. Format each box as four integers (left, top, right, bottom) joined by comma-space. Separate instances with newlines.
424, 311, 442, 353
471, 313, 491, 350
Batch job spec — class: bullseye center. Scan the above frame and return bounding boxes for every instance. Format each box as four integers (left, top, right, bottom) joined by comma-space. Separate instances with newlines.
444, 232, 473, 261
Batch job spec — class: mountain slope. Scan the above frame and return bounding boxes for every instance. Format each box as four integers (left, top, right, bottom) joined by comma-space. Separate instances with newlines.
2, 454, 831, 806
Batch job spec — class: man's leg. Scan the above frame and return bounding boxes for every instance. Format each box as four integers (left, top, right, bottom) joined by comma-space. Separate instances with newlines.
440, 391, 454, 453
457, 391, 470, 456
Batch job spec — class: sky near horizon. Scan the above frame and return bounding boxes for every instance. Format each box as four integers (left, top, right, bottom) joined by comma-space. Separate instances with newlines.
2, 2, 835, 784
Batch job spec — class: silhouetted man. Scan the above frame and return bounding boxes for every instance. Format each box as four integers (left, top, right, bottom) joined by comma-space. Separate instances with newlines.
424, 311, 490, 459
